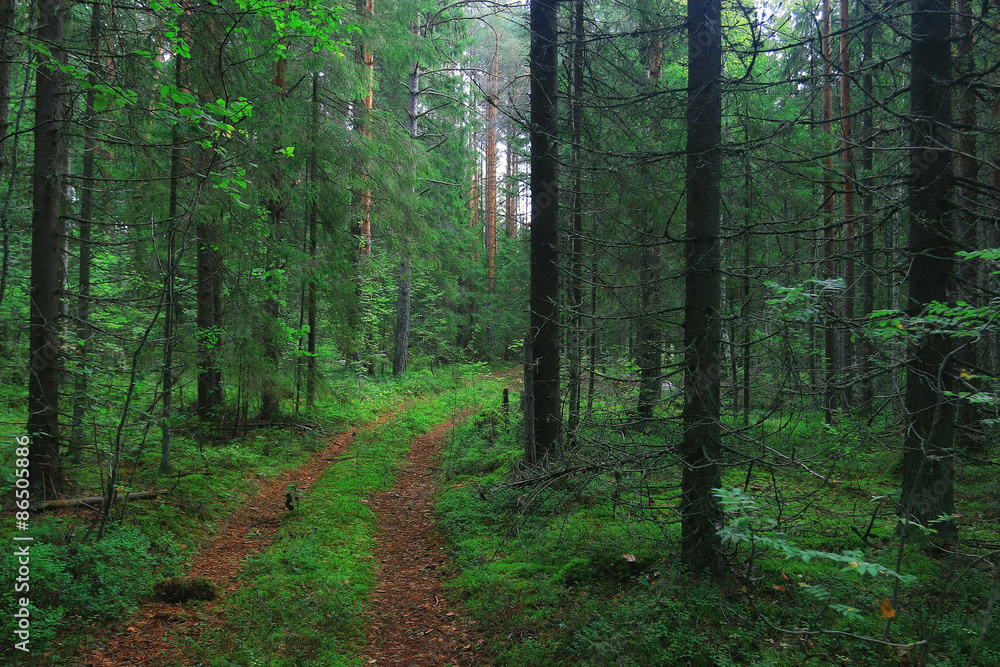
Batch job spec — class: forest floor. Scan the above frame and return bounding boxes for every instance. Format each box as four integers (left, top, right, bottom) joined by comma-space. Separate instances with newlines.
363, 413, 488, 667
73, 395, 490, 667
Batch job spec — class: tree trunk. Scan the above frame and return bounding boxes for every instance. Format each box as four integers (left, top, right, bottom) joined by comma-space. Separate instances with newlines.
0, 0, 14, 313
567, 0, 585, 445
28, 0, 67, 498
527, 0, 560, 464
393, 59, 419, 377
682, 0, 725, 578
160, 26, 182, 472
839, 0, 855, 407
858, 10, 875, 410
359, 0, 374, 258
259, 53, 288, 422
953, 0, 981, 451
505, 127, 518, 238
307, 72, 319, 405
637, 15, 665, 425
196, 220, 222, 419
485, 56, 498, 299
587, 260, 597, 413
70, 0, 102, 465
636, 222, 662, 424
821, 0, 838, 425
899, 0, 957, 544
741, 127, 752, 425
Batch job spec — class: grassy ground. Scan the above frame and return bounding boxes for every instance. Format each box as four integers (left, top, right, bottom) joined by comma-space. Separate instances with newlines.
435, 405, 1000, 666
0, 362, 498, 663
170, 366, 502, 666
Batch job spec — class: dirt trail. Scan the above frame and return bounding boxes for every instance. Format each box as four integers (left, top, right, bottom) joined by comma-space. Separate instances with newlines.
364, 412, 489, 666
74, 410, 397, 667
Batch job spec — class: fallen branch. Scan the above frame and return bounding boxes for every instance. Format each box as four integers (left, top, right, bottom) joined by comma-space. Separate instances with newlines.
30, 489, 170, 511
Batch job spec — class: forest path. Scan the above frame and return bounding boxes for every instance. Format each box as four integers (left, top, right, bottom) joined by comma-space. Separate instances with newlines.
74, 407, 402, 667
363, 412, 488, 667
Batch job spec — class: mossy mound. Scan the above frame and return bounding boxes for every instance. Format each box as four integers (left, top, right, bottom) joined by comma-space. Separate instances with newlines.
153, 576, 218, 603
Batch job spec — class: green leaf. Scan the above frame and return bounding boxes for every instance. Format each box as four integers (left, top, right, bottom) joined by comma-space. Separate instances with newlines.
93, 90, 114, 112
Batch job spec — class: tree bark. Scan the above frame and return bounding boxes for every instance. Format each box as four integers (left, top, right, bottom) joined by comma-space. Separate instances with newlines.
682, 0, 725, 578
32, 490, 169, 510
28, 0, 67, 498
859, 9, 875, 410
839, 0, 855, 407
821, 0, 838, 425
527, 0, 560, 464
196, 220, 223, 419
393, 59, 420, 377
485, 55, 498, 299
71, 0, 102, 465
953, 0, 981, 451
259, 53, 288, 422
636, 221, 662, 424
900, 0, 957, 544
307, 72, 319, 404
567, 0, 585, 445
358, 0, 374, 257
505, 127, 518, 238
0, 0, 14, 313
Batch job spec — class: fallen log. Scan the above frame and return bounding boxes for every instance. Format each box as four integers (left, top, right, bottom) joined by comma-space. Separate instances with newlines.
30, 489, 169, 510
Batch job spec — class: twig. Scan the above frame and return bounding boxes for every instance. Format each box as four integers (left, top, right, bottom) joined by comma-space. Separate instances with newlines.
965, 558, 1000, 667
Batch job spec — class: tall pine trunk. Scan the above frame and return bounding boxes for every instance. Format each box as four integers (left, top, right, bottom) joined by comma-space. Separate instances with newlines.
821, 0, 838, 425
307, 72, 319, 404
505, 127, 518, 237
485, 55, 498, 348
0, 0, 15, 314
196, 218, 223, 419
70, 0, 102, 465
900, 0, 957, 544
28, 0, 66, 497
527, 0, 560, 464
393, 59, 419, 377
260, 52, 287, 421
682, 0, 725, 578
567, 0, 585, 445
859, 10, 875, 410
636, 16, 664, 425
839, 0, 855, 407
954, 0, 981, 450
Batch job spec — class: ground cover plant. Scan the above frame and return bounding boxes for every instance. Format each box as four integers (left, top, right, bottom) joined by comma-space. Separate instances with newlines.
0, 362, 490, 663
435, 393, 1000, 666
176, 368, 501, 667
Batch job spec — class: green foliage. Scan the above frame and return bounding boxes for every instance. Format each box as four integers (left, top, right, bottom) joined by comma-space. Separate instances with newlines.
0, 526, 172, 657
181, 369, 501, 666
716, 488, 915, 584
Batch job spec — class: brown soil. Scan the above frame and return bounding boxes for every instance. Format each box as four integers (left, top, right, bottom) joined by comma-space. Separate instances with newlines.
364, 412, 489, 666
71, 399, 492, 667
73, 413, 392, 667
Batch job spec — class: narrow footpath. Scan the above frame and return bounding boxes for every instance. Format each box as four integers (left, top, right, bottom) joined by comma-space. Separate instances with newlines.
364, 413, 488, 666
73, 398, 492, 667
75, 412, 394, 667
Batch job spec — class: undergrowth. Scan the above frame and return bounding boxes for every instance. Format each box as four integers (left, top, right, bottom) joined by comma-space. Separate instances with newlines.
0, 363, 495, 664
436, 406, 1000, 666
175, 365, 500, 667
